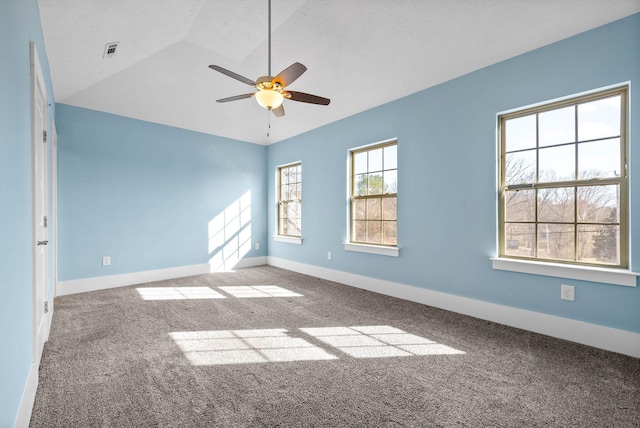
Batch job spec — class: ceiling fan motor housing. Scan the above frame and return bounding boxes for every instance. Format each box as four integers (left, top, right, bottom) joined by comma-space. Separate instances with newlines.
256, 76, 283, 93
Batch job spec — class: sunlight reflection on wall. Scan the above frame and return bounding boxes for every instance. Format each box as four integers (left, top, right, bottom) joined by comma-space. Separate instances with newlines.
208, 191, 252, 272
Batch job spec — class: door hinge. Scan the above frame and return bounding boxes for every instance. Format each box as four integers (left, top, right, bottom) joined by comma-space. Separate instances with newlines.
44, 301, 49, 313
43, 130, 47, 143
43, 215, 48, 228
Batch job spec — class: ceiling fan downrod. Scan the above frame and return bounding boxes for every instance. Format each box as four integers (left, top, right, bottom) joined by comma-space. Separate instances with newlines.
268, 0, 272, 77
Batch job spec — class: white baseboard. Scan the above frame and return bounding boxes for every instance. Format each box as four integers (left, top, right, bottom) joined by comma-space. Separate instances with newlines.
14, 362, 38, 428
267, 257, 640, 359
58, 263, 211, 296
58, 257, 269, 296
234, 256, 267, 269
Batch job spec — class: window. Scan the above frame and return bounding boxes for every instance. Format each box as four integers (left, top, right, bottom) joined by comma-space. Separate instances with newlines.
350, 141, 397, 246
499, 86, 628, 268
277, 163, 302, 237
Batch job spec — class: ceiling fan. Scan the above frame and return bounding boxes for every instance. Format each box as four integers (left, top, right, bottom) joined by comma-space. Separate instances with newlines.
208, 0, 330, 118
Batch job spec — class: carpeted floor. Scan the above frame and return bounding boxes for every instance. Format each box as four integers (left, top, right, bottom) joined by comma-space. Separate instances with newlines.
30, 265, 639, 427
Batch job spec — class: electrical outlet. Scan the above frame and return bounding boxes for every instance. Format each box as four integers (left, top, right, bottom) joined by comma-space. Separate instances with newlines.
102, 256, 111, 266
255, 243, 260, 250
561, 284, 575, 301
327, 251, 332, 261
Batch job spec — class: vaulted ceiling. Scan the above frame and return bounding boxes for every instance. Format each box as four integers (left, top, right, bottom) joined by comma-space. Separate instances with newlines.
38, 0, 640, 145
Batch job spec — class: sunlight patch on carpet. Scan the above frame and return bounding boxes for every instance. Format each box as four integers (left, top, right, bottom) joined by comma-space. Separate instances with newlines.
170, 329, 336, 365
171, 326, 464, 365
218, 285, 303, 298
136, 287, 226, 300
300, 325, 465, 358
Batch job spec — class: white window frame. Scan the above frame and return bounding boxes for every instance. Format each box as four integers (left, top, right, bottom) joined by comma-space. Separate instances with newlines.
345, 139, 399, 257
493, 84, 639, 287
274, 161, 302, 245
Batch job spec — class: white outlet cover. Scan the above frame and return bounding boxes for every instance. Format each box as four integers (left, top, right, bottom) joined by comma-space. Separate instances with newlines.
561, 284, 575, 301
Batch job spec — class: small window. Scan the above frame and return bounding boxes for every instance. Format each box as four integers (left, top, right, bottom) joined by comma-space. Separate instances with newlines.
277, 163, 302, 237
350, 141, 397, 246
499, 86, 628, 268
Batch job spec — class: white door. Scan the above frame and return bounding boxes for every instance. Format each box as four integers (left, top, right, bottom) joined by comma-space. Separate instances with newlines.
31, 42, 48, 363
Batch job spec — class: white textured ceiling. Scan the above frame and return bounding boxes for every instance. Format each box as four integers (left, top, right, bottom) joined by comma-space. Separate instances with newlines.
38, 0, 640, 145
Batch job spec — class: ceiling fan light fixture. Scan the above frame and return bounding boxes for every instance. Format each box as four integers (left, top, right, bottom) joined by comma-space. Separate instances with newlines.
255, 89, 284, 110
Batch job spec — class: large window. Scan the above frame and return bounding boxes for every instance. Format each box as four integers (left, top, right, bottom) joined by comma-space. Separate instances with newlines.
499, 86, 628, 268
277, 163, 302, 237
350, 141, 397, 246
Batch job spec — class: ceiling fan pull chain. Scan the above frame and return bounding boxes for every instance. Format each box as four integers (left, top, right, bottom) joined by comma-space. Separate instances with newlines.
267, 110, 271, 137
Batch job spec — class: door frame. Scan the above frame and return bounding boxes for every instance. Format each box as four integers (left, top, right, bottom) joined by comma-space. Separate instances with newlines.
48, 119, 57, 336
30, 41, 49, 363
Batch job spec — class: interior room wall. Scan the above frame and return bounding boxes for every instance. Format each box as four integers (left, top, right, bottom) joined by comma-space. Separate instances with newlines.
3, 5, 638, 426
266, 14, 640, 335
0, 0, 56, 425
56, 104, 267, 282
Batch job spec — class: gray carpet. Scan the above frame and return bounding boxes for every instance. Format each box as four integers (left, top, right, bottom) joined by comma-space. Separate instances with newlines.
30, 265, 639, 427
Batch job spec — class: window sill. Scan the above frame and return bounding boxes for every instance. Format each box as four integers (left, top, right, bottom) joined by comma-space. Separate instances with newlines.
344, 243, 399, 257
273, 235, 303, 245
491, 257, 638, 287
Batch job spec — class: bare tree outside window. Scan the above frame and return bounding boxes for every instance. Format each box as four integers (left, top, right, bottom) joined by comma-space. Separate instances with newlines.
350, 141, 397, 246
499, 87, 627, 268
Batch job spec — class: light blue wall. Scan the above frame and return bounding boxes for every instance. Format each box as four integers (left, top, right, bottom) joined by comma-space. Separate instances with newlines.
2, 7, 638, 425
0, 0, 56, 425
56, 105, 267, 281
267, 14, 640, 334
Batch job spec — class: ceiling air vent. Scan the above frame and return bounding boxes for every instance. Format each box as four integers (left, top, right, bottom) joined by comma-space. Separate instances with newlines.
103, 42, 119, 58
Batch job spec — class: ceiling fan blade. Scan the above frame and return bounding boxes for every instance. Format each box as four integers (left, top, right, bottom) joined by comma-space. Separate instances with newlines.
272, 104, 285, 117
273, 62, 307, 87
209, 65, 256, 86
286, 91, 330, 106
216, 93, 255, 103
